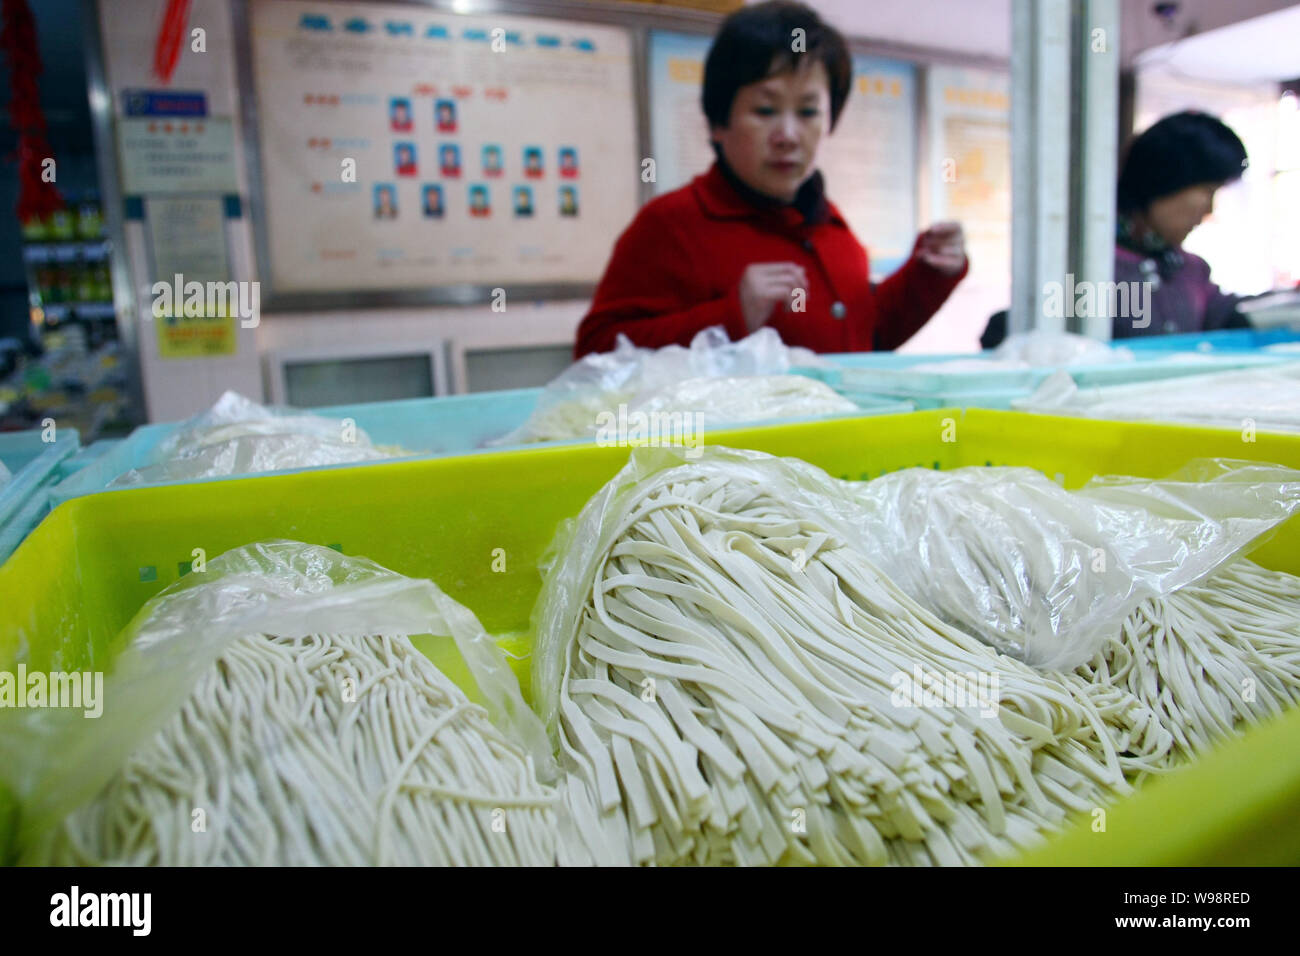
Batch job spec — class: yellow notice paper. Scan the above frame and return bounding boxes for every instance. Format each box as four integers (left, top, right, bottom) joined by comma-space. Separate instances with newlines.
147, 197, 238, 358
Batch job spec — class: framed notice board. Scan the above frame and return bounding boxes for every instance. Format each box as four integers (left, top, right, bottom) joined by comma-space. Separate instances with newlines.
243, 0, 641, 307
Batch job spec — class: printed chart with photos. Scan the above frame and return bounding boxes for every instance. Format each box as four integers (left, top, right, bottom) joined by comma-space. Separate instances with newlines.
250, 0, 639, 295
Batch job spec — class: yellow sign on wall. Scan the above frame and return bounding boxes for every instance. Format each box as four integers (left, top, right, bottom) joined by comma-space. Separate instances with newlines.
667, 57, 704, 84
156, 311, 237, 358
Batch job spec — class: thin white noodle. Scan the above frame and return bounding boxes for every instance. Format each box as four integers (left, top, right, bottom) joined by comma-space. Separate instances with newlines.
29, 632, 558, 866
549, 467, 1300, 866
551, 472, 1146, 866
1071, 559, 1300, 769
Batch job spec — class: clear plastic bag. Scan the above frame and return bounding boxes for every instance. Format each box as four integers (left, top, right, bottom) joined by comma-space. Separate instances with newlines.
163, 391, 370, 454
530, 446, 1300, 733
1017, 363, 1300, 433
992, 330, 1135, 367
492, 326, 832, 445
628, 374, 857, 425
902, 332, 1135, 375
529, 444, 878, 737
0, 541, 551, 858
109, 433, 401, 486
844, 460, 1300, 669
108, 391, 404, 485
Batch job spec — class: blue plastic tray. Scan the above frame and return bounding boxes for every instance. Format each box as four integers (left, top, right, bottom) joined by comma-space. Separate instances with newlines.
794, 352, 969, 386
834, 351, 1287, 404
839, 386, 1027, 411
0, 427, 80, 564
1068, 351, 1283, 387
54, 438, 126, 482
50, 390, 544, 505
49, 388, 913, 504
1121, 328, 1300, 352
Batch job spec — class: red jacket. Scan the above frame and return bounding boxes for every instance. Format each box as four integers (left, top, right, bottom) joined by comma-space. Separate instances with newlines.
575, 162, 967, 358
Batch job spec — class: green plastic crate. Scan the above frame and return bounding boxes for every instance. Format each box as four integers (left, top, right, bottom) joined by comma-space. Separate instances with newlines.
2, 408, 1298, 865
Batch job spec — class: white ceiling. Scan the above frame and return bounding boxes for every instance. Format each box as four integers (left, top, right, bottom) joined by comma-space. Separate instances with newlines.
1135, 5, 1300, 83
799, 0, 1011, 59
793, 0, 1300, 80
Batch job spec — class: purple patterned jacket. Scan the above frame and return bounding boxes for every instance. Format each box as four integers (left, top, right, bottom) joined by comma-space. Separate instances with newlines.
1112, 245, 1245, 339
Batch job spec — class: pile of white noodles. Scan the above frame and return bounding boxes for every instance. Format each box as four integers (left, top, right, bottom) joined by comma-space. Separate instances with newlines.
541, 464, 1132, 865
108, 391, 406, 487
534, 448, 1300, 866
501, 374, 859, 445
1071, 559, 1300, 770
14, 448, 1299, 868
490, 326, 847, 446
27, 629, 558, 866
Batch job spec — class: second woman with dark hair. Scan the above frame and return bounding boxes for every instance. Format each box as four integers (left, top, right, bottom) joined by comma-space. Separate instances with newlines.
574, 0, 968, 358
1114, 110, 1252, 338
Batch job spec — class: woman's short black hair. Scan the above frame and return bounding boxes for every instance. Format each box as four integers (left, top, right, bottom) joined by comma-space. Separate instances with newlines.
1117, 110, 1248, 213
702, 1, 853, 132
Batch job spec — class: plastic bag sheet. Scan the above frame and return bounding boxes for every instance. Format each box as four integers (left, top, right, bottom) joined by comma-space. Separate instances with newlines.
491, 326, 835, 445
904, 332, 1135, 375
109, 433, 402, 487
530, 446, 1300, 734
108, 391, 404, 485
1017, 363, 1300, 433
844, 460, 1300, 669
630, 374, 856, 424
0, 541, 551, 858
992, 331, 1135, 367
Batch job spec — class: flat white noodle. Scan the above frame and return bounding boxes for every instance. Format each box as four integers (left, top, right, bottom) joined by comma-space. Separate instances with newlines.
29, 631, 558, 866
551, 469, 1148, 866
548, 464, 1300, 866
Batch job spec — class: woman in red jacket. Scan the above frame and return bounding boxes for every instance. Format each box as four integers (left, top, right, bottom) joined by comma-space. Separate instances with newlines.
575, 0, 968, 358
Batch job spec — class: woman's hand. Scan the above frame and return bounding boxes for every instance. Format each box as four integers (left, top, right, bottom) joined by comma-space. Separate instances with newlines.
738, 262, 810, 332
916, 222, 967, 275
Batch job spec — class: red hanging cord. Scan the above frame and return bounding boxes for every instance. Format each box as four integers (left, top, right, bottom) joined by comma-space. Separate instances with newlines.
0, 0, 64, 224
153, 0, 190, 84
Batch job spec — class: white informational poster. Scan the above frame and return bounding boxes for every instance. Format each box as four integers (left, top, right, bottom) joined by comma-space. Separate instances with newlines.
906, 65, 1011, 353
146, 197, 231, 284
101, 0, 245, 199
825, 57, 917, 279
926, 67, 1011, 279
145, 197, 237, 359
647, 31, 715, 197
249, 0, 640, 294
647, 31, 917, 280
118, 117, 239, 194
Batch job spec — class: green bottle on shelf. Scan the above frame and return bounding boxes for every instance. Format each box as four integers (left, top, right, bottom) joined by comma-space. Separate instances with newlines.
75, 263, 97, 303
21, 214, 49, 242
92, 262, 113, 303
48, 205, 75, 242
76, 192, 104, 239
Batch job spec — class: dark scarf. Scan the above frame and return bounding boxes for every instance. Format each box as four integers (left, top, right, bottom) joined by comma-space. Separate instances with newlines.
1116, 213, 1184, 280
713, 144, 831, 225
